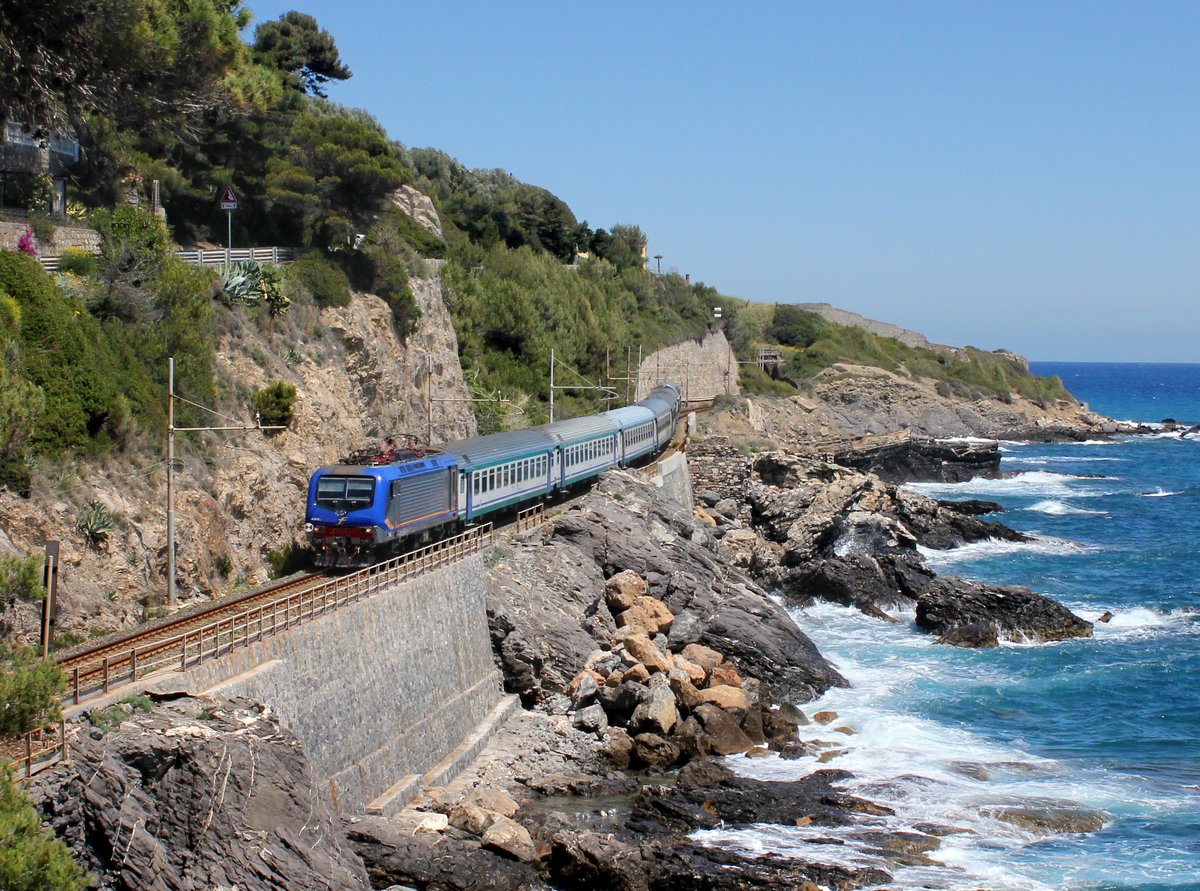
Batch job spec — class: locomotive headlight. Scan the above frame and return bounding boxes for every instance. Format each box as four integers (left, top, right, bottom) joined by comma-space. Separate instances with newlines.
304, 522, 314, 533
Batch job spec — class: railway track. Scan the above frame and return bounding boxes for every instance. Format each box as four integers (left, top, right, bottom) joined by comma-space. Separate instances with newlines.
56, 524, 494, 707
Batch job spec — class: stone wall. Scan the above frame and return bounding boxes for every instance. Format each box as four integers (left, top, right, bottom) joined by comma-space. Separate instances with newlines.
687, 436, 752, 505
640, 451, 693, 508
0, 220, 99, 254
183, 554, 501, 815
638, 330, 740, 402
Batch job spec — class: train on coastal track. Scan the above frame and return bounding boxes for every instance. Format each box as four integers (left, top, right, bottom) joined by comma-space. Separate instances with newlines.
303, 382, 681, 567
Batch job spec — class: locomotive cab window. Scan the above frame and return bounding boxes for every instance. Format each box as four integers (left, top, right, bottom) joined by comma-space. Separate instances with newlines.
316, 476, 375, 509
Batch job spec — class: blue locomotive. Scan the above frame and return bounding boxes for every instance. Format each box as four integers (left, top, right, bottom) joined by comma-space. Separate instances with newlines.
304, 383, 681, 567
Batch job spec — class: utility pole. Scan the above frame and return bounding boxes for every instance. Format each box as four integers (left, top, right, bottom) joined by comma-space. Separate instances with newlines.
166, 356, 284, 609
39, 540, 59, 659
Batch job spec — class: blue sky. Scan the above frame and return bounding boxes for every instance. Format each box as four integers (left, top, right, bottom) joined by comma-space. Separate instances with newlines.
244, 1, 1199, 361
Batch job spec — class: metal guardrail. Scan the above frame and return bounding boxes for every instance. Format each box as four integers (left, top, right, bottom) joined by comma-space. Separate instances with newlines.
176, 247, 299, 267
37, 246, 300, 273
62, 523, 493, 707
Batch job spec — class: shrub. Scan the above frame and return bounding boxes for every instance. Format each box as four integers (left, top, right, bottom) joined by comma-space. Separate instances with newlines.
252, 380, 297, 428
285, 253, 351, 308
0, 769, 87, 891
219, 260, 291, 317
0, 644, 65, 737
16, 229, 35, 257
54, 249, 98, 278
265, 541, 308, 578
28, 216, 55, 245
0, 556, 44, 606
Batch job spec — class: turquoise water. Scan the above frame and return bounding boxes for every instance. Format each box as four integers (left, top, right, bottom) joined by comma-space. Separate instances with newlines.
697, 363, 1200, 890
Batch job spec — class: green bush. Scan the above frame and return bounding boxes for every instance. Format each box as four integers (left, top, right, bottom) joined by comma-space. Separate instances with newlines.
265, 541, 308, 578
0, 556, 45, 605
285, 253, 351, 308
0, 644, 65, 737
54, 249, 98, 278
0, 769, 86, 891
252, 380, 297, 428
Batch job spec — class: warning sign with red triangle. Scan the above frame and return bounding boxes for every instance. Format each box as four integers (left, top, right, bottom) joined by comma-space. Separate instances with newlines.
219, 185, 239, 210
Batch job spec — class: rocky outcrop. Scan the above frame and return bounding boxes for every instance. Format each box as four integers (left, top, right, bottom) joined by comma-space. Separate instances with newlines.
30, 695, 370, 891
487, 471, 846, 708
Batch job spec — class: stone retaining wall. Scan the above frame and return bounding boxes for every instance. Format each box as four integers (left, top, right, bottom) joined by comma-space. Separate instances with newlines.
687, 437, 752, 505
0, 220, 99, 255
639, 330, 739, 401
184, 553, 501, 815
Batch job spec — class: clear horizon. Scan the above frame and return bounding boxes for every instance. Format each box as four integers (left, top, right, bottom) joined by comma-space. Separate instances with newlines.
243, 1, 1199, 363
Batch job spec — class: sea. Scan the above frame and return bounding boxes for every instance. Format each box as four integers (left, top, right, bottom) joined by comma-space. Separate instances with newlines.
697, 362, 1200, 890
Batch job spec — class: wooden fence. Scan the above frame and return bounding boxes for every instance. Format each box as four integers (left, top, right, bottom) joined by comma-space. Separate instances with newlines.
5, 721, 69, 784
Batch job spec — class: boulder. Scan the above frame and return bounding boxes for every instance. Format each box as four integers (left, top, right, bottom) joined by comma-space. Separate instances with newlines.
481, 815, 539, 862
623, 634, 673, 674
681, 643, 723, 673
692, 704, 754, 755
449, 801, 497, 836
630, 684, 680, 736
699, 685, 750, 712
707, 664, 743, 688
573, 703, 609, 734
616, 596, 675, 635
598, 681, 650, 725
605, 570, 648, 612
567, 670, 602, 707
464, 788, 519, 819
602, 727, 634, 769
632, 732, 682, 770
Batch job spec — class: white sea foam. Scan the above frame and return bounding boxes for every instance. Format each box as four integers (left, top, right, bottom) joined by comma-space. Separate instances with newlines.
918, 534, 1094, 568
906, 471, 1102, 500
1084, 605, 1200, 640
1003, 455, 1124, 465
689, 601, 1185, 890
1138, 487, 1181, 497
1025, 499, 1108, 516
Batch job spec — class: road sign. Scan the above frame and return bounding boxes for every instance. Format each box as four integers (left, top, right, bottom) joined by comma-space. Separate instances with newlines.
219, 185, 239, 211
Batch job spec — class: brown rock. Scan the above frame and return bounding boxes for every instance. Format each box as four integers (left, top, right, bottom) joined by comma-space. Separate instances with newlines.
464, 788, 519, 818
672, 715, 713, 762
482, 815, 538, 862
448, 801, 496, 836
616, 596, 675, 636
602, 727, 633, 769
1098, 611, 1114, 623
605, 570, 648, 612
699, 685, 750, 712
817, 748, 847, 763
707, 664, 743, 689
623, 634, 672, 674
673, 657, 707, 686
812, 710, 838, 725
744, 747, 771, 759
623, 662, 651, 684
692, 703, 754, 755
632, 732, 682, 770
834, 725, 856, 736
566, 669, 605, 698
669, 675, 705, 711
681, 643, 723, 673
740, 704, 766, 744
986, 804, 1107, 835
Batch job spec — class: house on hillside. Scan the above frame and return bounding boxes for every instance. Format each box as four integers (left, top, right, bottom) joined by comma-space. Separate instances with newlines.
0, 122, 79, 215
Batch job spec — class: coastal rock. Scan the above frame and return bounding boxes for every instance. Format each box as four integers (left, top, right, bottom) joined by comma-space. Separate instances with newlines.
30, 696, 370, 891
349, 814, 545, 890
983, 803, 1107, 835
481, 815, 539, 862
906, 566, 1093, 644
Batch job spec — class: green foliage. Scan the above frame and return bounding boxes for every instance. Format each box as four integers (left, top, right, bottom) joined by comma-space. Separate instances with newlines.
253, 11, 352, 97
766, 305, 1072, 402
252, 381, 297, 429
0, 344, 45, 495
86, 695, 154, 733
1, 0, 252, 134
54, 249, 98, 278
0, 644, 65, 738
219, 260, 290, 316
0, 769, 86, 891
266, 108, 409, 250
284, 253, 351, 308
75, 500, 114, 550
89, 205, 171, 323
738, 363, 796, 396
265, 541, 308, 578
0, 555, 45, 606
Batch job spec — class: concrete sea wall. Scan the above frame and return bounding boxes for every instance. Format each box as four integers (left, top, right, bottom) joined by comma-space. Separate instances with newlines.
184, 553, 501, 815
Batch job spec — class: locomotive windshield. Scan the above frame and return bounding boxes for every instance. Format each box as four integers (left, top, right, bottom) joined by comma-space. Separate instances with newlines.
315, 475, 375, 509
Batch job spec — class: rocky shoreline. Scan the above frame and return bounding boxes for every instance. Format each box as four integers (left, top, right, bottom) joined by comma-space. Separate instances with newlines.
30, 433, 1103, 890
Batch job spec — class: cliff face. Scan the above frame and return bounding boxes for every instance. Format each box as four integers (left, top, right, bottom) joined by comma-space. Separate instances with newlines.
0, 261, 475, 643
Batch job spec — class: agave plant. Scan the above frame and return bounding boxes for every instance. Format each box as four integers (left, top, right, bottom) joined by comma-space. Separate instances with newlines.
219, 261, 291, 317
76, 500, 115, 550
